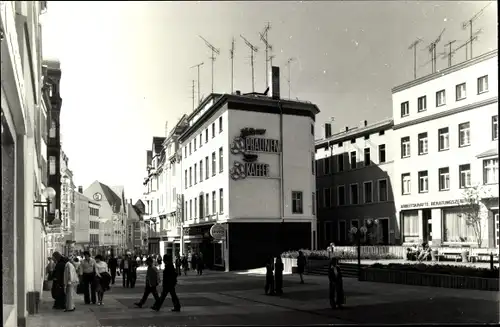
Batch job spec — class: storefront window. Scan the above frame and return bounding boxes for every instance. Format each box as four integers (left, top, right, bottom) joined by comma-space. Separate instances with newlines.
401, 210, 419, 243
442, 207, 475, 243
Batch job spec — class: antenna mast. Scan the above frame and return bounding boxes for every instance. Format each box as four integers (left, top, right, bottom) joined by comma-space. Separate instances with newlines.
462, 2, 491, 60
453, 30, 482, 61
441, 40, 457, 68
408, 38, 423, 80
191, 80, 196, 110
286, 57, 296, 100
240, 34, 259, 93
426, 28, 445, 73
199, 36, 220, 94
259, 22, 272, 87
230, 37, 235, 94
190, 62, 204, 105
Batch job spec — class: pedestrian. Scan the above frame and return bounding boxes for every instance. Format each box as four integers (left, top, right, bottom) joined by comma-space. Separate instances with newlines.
63, 257, 79, 312
157, 255, 163, 271
181, 255, 188, 276
72, 257, 81, 274
264, 256, 275, 296
196, 253, 204, 276
152, 255, 181, 312
297, 251, 307, 284
94, 255, 111, 306
51, 252, 68, 310
328, 258, 345, 309
175, 255, 181, 276
274, 256, 284, 295
129, 258, 138, 288
78, 251, 97, 305
134, 257, 160, 308
120, 254, 131, 288
107, 254, 118, 285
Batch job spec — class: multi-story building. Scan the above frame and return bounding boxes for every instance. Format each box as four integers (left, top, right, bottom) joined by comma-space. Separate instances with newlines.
84, 181, 128, 255
74, 188, 101, 255
59, 150, 76, 255
392, 49, 498, 248
315, 118, 396, 247
126, 199, 148, 254
1, 1, 60, 325
176, 68, 320, 270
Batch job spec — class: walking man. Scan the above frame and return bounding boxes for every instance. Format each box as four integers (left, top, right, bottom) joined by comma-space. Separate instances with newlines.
78, 251, 96, 305
120, 255, 131, 288
51, 252, 68, 309
134, 257, 160, 308
107, 254, 118, 285
152, 255, 181, 312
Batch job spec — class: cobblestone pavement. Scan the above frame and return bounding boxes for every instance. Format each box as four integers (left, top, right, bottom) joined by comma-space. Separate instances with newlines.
27, 270, 499, 326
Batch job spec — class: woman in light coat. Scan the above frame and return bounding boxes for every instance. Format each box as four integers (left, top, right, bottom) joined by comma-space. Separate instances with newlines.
63, 259, 79, 312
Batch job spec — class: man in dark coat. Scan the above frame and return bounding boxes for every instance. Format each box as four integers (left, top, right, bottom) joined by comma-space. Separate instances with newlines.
107, 255, 118, 285
134, 257, 160, 308
51, 252, 68, 310
152, 255, 181, 312
120, 255, 132, 288
328, 258, 345, 309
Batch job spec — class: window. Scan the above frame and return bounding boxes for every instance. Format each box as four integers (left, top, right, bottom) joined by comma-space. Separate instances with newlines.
311, 124, 314, 135
205, 156, 209, 179
184, 170, 187, 187
436, 89, 446, 107
291, 191, 303, 214
311, 153, 315, 175
459, 164, 471, 188
458, 122, 471, 147
400, 101, 409, 117
350, 151, 357, 169
205, 129, 208, 143
401, 137, 410, 158
219, 147, 223, 172
378, 179, 388, 202
212, 123, 215, 138
205, 194, 209, 216
438, 127, 449, 151
194, 198, 198, 218
418, 132, 428, 155
456, 83, 466, 100
219, 116, 223, 133
443, 207, 476, 243
417, 96, 427, 112
478, 75, 488, 94
378, 144, 386, 163
324, 157, 331, 175
212, 152, 216, 176
402, 173, 411, 195
323, 188, 331, 208
364, 148, 371, 166
49, 156, 56, 175
194, 138, 197, 151
350, 139, 356, 144
193, 164, 197, 184
364, 134, 369, 140
418, 171, 428, 193
337, 186, 345, 205
350, 184, 359, 205
184, 201, 188, 220
189, 167, 192, 186
189, 142, 192, 155
199, 134, 203, 148
363, 181, 373, 203
483, 159, 498, 184
312, 192, 316, 215
212, 191, 216, 214
439, 167, 450, 191
219, 188, 223, 213
337, 154, 344, 172
199, 160, 203, 182
379, 130, 385, 136
184, 147, 187, 158
189, 199, 192, 219
493, 116, 498, 141
402, 210, 419, 243
49, 120, 56, 138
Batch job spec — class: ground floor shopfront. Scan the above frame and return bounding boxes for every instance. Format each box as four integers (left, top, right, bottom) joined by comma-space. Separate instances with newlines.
399, 198, 499, 248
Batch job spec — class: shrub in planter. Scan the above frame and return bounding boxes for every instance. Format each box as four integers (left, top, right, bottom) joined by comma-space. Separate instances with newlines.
281, 249, 400, 261
367, 263, 499, 279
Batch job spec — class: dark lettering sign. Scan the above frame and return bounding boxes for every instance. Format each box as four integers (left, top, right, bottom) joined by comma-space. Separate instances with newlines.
401, 198, 467, 209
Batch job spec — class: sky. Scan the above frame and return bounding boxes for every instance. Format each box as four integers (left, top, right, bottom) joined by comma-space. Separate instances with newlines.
40, 1, 497, 201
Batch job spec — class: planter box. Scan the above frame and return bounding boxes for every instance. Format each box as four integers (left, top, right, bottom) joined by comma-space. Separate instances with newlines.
360, 268, 499, 291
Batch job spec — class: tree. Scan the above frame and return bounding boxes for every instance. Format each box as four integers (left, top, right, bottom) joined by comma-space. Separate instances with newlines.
459, 185, 492, 248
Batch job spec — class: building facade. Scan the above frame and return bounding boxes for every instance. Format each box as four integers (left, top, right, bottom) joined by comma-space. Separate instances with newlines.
315, 118, 397, 247
392, 49, 499, 248
59, 150, 76, 255
126, 200, 148, 254
74, 189, 101, 254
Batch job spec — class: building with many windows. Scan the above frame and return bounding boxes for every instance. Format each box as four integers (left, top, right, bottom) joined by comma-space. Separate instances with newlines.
74, 188, 101, 254
315, 118, 397, 247
392, 49, 498, 248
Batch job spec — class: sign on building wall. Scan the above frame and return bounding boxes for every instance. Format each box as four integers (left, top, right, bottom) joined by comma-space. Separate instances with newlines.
400, 198, 468, 210
229, 128, 280, 180
176, 194, 184, 222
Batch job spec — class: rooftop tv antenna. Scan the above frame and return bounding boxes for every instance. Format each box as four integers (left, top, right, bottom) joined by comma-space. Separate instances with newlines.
229, 37, 235, 94
190, 62, 204, 105
426, 28, 445, 73
240, 34, 259, 93
408, 38, 423, 79
286, 57, 296, 100
259, 22, 272, 87
439, 40, 457, 68
462, 2, 491, 60
191, 80, 196, 111
199, 35, 220, 94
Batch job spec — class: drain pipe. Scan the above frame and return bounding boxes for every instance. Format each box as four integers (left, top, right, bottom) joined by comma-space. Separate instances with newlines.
278, 100, 285, 254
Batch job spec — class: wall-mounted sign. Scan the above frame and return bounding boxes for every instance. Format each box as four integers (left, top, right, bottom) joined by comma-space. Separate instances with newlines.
176, 194, 184, 222
400, 198, 468, 210
210, 224, 225, 240
229, 128, 280, 180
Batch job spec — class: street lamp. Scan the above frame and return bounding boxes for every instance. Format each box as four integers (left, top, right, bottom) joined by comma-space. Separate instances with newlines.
34, 186, 58, 225
350, 225, 368, 280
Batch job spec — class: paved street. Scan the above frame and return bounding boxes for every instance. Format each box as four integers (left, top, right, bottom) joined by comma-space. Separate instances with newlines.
27, 271, 499, 326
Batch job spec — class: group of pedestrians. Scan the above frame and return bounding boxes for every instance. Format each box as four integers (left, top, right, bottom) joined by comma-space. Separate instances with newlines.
175, 252, 204, 276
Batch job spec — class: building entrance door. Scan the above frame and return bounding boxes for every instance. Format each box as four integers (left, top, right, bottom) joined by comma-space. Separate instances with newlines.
379, 218, 389, 245
422, 209, 432, 243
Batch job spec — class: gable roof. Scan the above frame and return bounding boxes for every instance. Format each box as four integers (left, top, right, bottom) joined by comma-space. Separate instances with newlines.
127, 203, 141, 221
99, 182, 123, 213
152, 137, 166, 155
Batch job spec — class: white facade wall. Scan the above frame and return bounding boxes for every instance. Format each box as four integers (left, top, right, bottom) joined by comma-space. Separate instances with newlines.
74, 193, 90, 243
392, 51, 499, 247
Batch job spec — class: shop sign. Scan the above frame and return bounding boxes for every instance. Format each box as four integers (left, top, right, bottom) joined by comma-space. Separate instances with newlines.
229, 127, 279, 180
401, 198, 468, 210
210, 224, 225, 240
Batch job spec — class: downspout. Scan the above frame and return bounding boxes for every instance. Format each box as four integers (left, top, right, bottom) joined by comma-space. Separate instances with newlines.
278, 101, 285, 254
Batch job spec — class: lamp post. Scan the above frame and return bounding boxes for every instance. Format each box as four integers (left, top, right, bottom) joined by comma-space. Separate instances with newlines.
350, 225, 368, 280
34, 186, 58, 226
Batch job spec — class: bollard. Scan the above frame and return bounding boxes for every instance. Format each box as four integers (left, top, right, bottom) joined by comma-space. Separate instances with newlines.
490, 252, 494, 271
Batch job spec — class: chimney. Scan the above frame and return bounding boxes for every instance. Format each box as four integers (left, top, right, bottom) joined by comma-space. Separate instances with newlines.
324, 123, 332, 138
129, 198, 133, 204
270, 66, 280, 99
235, 90, 241, 95
345, 126, 349, 132
364, 120, 368, 127
78, 186, 83, 193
